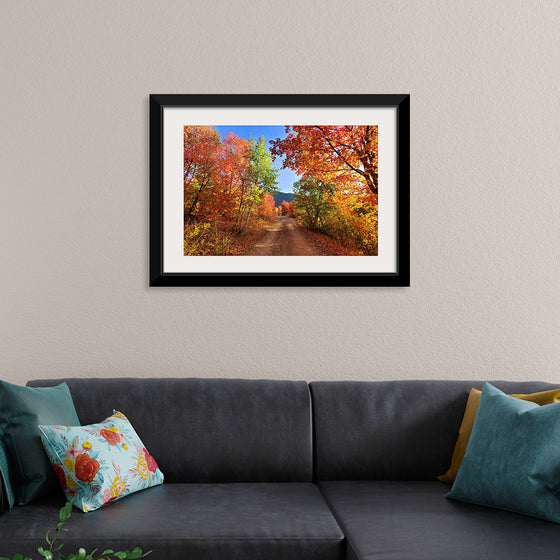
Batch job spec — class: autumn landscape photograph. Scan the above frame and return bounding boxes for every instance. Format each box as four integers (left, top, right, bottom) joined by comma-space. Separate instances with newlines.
184, 124, 379, 257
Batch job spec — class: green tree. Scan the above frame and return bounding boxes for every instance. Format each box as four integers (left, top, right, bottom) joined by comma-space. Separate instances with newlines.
235, 135, 279, 232
293, 177, 335, 231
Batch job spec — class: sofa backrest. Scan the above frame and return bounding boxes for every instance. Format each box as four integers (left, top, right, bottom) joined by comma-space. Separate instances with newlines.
310, 380, 560, 481
27, 378, 313, 483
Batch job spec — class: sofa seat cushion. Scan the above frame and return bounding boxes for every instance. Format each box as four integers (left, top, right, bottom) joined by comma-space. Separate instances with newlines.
319, 481, 560, 560
0, 483, 344, 560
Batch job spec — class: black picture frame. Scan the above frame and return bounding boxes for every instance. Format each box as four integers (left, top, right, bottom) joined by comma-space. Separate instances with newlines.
150, 94, 409, 287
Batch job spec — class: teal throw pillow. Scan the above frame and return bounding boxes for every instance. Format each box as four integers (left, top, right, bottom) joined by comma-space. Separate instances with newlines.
39, 411, 164, 512
0, 380, 80, 505
0, 440, 15, 511
446, 381, 560, 523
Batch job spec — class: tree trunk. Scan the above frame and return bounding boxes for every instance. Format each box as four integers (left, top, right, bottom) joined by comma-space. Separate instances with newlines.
186, 175, 212, 217
359, 126, 378, 196
188, 193, 200, 216
241, 200, 255, 232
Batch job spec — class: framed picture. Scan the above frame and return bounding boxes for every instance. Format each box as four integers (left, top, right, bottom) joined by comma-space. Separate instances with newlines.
150, 94, 409, 287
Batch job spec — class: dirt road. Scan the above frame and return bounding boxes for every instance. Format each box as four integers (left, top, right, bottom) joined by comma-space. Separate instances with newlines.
250, 216, 320, 256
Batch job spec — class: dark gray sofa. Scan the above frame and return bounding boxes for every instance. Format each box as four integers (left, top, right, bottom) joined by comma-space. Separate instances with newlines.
1, 378, 559, 560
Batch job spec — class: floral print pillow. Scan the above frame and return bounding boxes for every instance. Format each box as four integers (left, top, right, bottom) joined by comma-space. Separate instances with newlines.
39, 411, 164, 512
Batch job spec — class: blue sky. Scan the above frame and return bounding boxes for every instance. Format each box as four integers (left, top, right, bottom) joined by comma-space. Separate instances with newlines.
214, 125, 300, 193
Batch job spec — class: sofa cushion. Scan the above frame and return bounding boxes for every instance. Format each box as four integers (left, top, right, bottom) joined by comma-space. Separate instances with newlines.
319, 481, 560, 560
0, 440, 15, 511
446, 382, 560, 523
438, 386, 560, 484
27, 378, 313, 483
0, 483, 345, 560
310, 380, 560, 480
0, 380, 80, 505
39, 411, 164, 511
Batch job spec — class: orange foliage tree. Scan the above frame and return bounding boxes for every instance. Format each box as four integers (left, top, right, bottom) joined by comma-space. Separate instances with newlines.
183, 126, 278, 255
218, 132, 251, 221
270, 125, 378, 198
258, 193, 277, 222
271, 125, 378, 255
184, 126, 223, 217
279, 200, 295, 217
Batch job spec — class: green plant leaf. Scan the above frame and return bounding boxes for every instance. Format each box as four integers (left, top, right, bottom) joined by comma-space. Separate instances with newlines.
11, 499, 147, 560
0, 556, 10, 560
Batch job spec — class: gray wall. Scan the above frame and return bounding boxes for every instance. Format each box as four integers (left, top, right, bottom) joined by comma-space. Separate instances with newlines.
2, 1, 560, 384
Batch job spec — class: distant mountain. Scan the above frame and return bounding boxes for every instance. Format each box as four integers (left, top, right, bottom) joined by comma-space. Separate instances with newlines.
273, 192, 295, 206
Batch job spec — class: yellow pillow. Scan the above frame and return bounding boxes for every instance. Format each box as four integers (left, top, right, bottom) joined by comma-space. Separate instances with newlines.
438, 387, 560, 484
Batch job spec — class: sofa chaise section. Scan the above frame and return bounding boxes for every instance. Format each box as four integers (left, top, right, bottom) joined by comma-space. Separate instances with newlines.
310, 380, 560, 560
320, 480, 560, 560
